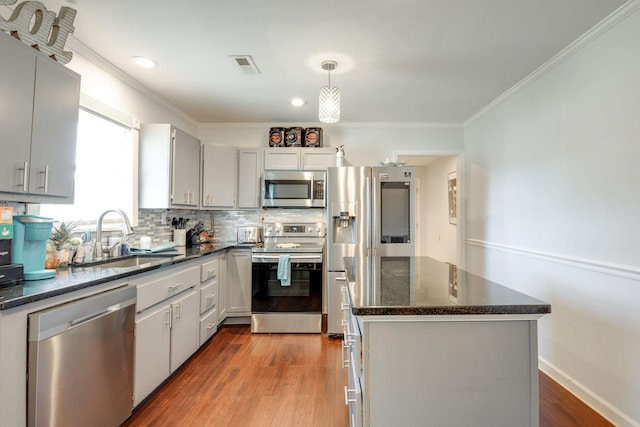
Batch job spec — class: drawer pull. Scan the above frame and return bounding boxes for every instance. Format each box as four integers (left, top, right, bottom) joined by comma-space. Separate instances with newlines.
341, 342, 350, 369
344, 386, 357, 405
168, 283, 181, 291
341, 303, 350, 311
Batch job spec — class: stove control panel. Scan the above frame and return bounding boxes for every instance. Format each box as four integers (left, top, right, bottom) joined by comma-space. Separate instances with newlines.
263, 222, 325, 237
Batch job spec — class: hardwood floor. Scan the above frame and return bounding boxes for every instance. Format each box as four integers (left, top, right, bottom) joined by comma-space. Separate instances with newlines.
124, 326, 349, 427
124, 326, 612, 427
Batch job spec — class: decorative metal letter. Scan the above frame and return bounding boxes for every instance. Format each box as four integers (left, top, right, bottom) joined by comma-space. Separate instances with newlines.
0, 0, 77, 64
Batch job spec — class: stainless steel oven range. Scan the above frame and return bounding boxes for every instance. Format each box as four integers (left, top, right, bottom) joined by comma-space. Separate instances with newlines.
251, 222, 325, 333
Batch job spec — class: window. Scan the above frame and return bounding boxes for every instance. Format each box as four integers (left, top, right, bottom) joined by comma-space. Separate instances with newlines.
40, 108, 137, 229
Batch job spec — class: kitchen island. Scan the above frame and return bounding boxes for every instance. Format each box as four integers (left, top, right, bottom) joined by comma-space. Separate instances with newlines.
341, 256, 550, 427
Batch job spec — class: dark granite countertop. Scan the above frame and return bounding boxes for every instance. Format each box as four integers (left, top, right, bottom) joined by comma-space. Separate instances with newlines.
0, 242, 251, 310
343, 256, 551, 317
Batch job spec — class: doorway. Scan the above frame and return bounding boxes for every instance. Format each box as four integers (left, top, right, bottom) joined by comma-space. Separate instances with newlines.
395, 151, 463, 266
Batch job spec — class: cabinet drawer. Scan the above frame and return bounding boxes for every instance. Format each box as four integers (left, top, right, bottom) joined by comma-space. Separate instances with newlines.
134, 265, 200, 311
199, 307, 218, 344
200, 281, 218, 314
201, 258, 219, 282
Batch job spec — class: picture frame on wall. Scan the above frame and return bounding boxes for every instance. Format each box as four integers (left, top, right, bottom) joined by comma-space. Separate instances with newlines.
448, 171, 457, 225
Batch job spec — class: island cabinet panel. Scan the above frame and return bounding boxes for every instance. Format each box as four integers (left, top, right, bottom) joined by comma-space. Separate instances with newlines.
363, 320, 537, 427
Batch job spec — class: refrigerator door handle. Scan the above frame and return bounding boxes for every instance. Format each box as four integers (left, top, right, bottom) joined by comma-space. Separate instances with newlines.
370, 173, 377, 252
366, 174, 372, 252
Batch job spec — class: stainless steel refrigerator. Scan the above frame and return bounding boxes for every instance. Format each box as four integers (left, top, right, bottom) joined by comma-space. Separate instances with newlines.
325, 166, 416, 336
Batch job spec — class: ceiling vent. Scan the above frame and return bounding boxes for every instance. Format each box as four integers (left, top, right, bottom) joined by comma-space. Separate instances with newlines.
231, 55, 260, 75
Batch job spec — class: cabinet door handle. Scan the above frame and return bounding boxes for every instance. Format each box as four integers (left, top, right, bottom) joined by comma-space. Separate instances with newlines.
18, 161, 29, 191
40, 165, 49, 193
341, 303, 350, 311
164, 309, 172, 327
174, 302, 182, 320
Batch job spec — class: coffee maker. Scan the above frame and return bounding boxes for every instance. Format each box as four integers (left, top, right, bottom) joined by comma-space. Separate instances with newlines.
11, 215, 55, 280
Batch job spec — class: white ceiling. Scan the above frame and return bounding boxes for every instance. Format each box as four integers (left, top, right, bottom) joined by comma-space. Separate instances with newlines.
9, 0, 627, 124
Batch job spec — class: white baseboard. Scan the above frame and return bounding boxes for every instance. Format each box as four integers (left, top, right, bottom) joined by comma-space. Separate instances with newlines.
539, 358, 639, 427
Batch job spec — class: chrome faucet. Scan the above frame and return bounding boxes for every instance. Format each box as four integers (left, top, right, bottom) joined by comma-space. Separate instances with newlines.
95, 209, 134, 260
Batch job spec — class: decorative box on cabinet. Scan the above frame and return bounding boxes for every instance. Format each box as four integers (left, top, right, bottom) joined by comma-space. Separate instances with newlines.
139, 124, 201, 209
0, 31, 80, 204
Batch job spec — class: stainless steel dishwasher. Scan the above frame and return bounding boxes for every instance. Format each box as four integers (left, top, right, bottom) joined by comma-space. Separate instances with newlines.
28, 285, 136, 427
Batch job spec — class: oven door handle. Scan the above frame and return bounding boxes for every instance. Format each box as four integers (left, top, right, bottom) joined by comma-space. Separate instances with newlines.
252, 255, 322, 262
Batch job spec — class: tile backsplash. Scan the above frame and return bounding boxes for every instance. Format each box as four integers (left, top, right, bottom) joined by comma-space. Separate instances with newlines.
1, 201, 326, 247
137, 208, 326, 244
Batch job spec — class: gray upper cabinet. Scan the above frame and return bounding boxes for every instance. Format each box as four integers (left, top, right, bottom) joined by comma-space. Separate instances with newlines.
140, 124, 201, 209
0, 32, 80, 203
264, 147, 334, 170
201, 144, 237, 209
237, 148, 262, 209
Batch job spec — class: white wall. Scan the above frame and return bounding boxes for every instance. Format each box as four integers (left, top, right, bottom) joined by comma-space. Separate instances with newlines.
464, 5, 640, 426
65, 43, 198, 135
419, 157, 457, 263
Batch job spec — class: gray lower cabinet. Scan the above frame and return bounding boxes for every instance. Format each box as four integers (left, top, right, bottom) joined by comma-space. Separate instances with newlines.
226, 249, 252, 318
199, 256, 220, 344
218, 253, 228, 321
327, 271, 348, 336
0, 31, 80, 203
132, 262, 200, 406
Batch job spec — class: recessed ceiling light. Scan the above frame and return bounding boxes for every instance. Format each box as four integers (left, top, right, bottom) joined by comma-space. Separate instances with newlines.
291, 98, 306, 107
132, 56, 158, 69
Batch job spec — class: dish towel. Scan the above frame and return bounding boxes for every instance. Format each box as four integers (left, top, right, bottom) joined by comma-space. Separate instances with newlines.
277, 254, 291, 286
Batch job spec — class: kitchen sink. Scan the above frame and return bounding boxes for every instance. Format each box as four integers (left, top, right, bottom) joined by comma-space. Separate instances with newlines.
75, 254, 176, 269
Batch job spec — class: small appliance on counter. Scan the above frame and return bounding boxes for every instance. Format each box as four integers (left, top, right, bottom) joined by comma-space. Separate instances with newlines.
11, 215, 55, 280
237, 226, 263, 244
0, 264, 23, 286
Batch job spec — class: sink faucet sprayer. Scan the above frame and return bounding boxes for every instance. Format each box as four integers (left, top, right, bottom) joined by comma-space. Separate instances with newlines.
95, 209, 134, 260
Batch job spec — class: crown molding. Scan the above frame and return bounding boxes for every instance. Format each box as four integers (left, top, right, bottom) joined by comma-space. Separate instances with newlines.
464, 0, 640, 127
66, 35, 198, 129
198, 122, 463, 130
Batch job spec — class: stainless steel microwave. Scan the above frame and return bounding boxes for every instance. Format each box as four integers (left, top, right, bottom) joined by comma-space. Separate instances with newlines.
262, 170, 326, 208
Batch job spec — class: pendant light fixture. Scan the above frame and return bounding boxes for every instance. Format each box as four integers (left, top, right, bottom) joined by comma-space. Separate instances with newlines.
319, 60, 340, 123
